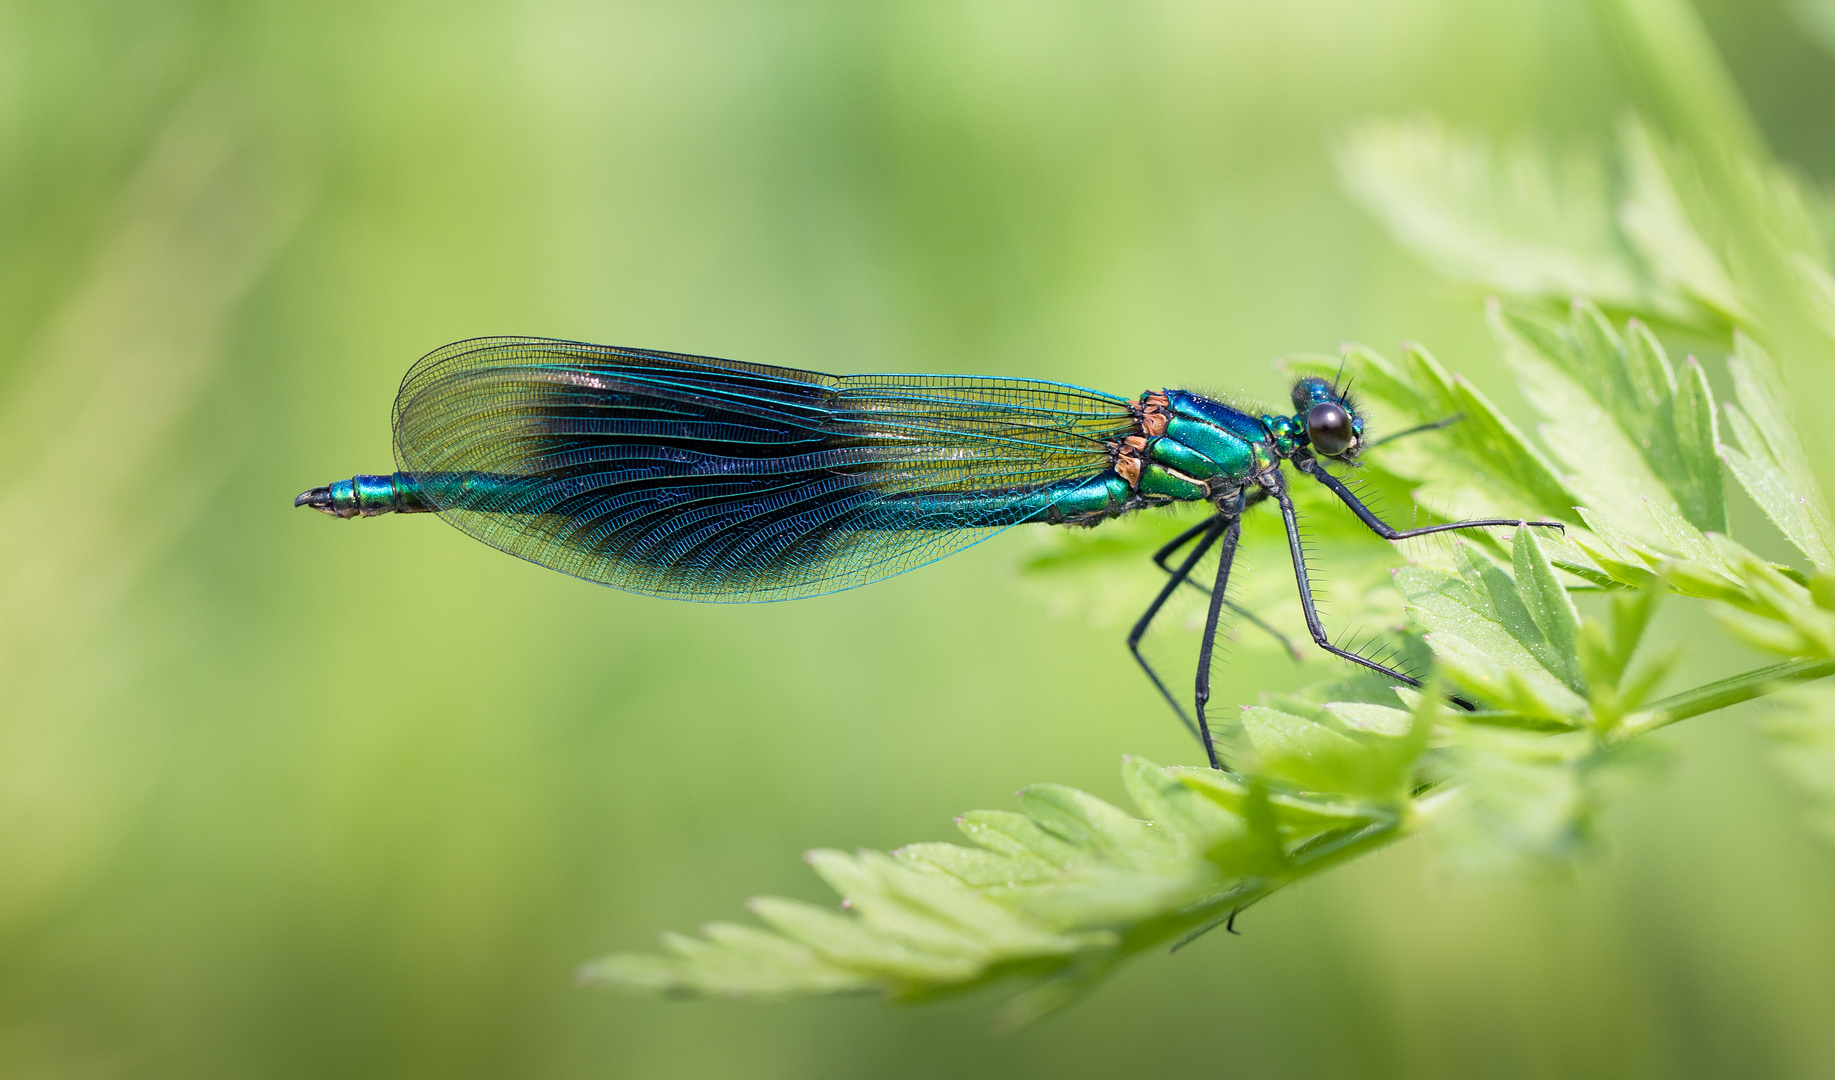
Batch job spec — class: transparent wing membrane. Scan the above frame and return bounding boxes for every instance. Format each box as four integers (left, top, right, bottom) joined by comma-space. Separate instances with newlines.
391, 337, 1135, 601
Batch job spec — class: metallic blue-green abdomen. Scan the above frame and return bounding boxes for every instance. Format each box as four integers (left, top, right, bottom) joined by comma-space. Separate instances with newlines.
307, 469, 1133, 532
299, 473, 434, 518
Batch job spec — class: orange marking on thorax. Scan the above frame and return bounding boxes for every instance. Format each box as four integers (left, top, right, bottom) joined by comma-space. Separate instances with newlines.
1136, 392, 1171, 438
1109, 434, 1149, 485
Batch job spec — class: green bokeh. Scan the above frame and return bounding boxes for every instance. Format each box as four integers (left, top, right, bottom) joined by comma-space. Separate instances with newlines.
3, 1, 1833, 1077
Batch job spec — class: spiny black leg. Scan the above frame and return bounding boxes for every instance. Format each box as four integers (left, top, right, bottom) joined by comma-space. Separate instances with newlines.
1152, 517, 1220, 569
1155, 519, 1303, 661
1268, 470, 1431, 687
1192, 513, 1245, 771
1128, 517, 1228, 748
1295, 455, 1565, 540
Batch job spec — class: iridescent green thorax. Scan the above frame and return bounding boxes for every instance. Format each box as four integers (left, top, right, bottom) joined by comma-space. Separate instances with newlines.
1104, 380, 1367, 512
1107, 389, 1282, 508
1262, 413, 1304, 456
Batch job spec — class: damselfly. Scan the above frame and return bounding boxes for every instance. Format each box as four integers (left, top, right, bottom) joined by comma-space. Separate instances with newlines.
297, 337, 1559, 767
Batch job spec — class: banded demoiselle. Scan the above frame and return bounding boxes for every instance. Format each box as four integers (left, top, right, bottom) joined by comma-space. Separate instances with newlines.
297, 337, 1559, 768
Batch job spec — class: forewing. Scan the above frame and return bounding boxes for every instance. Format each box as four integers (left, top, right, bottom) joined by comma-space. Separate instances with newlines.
391, 337, 1135, 601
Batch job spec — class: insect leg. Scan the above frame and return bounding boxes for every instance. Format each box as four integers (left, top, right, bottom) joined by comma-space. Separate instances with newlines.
1296, 456, 1565, 539
1192, 509, 1246, 771
1268, 469, 1430, 686
1152, 516, 1221, 570
1155, 515, 1302, 661
1128, 516, 1228, 751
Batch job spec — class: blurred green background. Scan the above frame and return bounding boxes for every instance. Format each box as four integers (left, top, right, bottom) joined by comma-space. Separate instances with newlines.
5, 0, 1835, 1076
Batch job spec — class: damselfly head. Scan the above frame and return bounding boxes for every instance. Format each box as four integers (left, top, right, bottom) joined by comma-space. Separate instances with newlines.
1288, 376, 1365, 460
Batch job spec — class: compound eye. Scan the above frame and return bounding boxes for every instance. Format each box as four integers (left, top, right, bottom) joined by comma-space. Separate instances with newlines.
1306, 402, 1354, 456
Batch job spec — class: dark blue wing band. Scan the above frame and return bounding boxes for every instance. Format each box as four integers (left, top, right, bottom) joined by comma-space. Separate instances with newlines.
391, 337, 1137, 602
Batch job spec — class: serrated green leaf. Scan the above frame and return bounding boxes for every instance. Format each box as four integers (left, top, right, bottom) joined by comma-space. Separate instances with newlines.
1301, 343, 1573, 526
1239, 704, 1420, 803
1118, 755, 1241, 851
1430, 727, 1601, 869
1579, 585, 1670, 732
1444, 373, 1577, 518
1336, 120, 1678, 316
1493, 301, 1726, 539
1641, 497, 1732, 573
1511, 526, 1584, 692
1168, 766, 1390, 833
1574, 507, 1658, 566
1659, 559, 1750, 604
1615, 117, 1749, 323
701, 923, 871, 988
592, 631, 1835, 1018
583, 758, 1393, 1018
1396, 553, 1588, 718
955, 810, 1081, 867
1720, 333, 1835, 571
1696, 534, 1835, 659
894, 843, 1056, 889
1714, 605, 1814, 655
1341, 344, 1436, 418
744, 897, 982, 982
1674, 355, 1726, 526
802, 851, 996, 956
1337, 118, 1755, 330
1541, 529, 1619, 586
1321, 701, 1415, 736
1016, 784, 1175, 864
1579, 586, 1661, 693
578, 923, 876, 999
1165, 770, 1290, 876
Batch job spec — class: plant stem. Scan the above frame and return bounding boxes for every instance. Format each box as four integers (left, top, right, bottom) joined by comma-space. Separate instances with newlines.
1616, 658, 1835, 738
